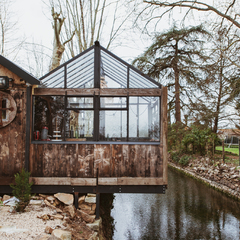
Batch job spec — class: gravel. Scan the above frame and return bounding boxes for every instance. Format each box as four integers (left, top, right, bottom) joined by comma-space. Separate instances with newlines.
0, 204, 65, 240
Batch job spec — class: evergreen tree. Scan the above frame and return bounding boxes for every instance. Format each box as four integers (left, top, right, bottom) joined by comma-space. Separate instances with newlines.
133, 25, 209, 122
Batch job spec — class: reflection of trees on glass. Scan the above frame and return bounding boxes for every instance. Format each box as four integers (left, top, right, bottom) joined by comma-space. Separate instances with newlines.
33, 96, 64, 138
129, 97, 159, 141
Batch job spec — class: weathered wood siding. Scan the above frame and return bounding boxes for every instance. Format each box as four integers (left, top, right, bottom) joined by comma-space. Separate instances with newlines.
0, 89, 26, 177
30, 144, 163, 179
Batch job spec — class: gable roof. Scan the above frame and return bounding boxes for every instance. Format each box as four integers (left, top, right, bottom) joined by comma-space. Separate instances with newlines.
40, 42, 161, 89
0, 55, 40, 85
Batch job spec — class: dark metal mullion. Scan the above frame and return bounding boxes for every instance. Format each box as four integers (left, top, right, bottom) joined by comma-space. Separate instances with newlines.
127, 93, 129, 141
94, 93, 100, 141
137, 97, 139, 138
63, 93, 67, 141
64, 65, 67, 88
66, 108, 94, 111
127, 67, 129, 88
99, 108, 127, 111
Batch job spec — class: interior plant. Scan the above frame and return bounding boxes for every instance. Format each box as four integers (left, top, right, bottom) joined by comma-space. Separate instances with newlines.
10, 168, 33, 212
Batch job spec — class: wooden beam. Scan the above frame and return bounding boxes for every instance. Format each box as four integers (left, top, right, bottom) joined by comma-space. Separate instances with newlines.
161, 86, 168, 185
117, 177, 164, 185
30, 177, 71, 185
71, 178, 96, 186
33, 88, 162, 96
29, 177, 164, 186
0, 177, 15, 185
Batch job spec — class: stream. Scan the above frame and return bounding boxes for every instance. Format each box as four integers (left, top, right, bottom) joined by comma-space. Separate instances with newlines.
111, 167, 240, 239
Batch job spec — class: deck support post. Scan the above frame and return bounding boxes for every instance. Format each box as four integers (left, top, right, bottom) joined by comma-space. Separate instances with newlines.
74, 192, 79, 210
96, 193, 100, 219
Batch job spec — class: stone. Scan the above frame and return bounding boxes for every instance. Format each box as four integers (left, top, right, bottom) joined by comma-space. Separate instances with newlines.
29, 200, 44, 205
56, 208, 63, 213
87, 193, 96, 198
79, 203, 92, 211
45, 226, 54, 234
39, 194, 48, 199
47, 196, 56, 203
44, 200, 56, 209
35, 234, 62, 240
52, 229, 72, 240
78, 209, 96, 223
54, 193, 73, 206
52, 214, 64, 220
85, 196, 96, 204
81, 209, 96, 215
88, 232, 98, 240
2, 195, 11, 202
64, 205, 75, 218
86, 218, 102, 231
78, 195, 85, 205
91, 204, 96, 211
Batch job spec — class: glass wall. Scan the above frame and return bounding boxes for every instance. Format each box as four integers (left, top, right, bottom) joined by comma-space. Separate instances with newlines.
33, 95, 160, 142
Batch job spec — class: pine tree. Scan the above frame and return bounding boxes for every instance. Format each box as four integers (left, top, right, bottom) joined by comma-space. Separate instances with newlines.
133, 25, 209, 123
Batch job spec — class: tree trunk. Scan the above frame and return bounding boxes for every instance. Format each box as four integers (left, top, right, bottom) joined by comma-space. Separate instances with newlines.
173, 41, 181, 122
50, 44, 65, 71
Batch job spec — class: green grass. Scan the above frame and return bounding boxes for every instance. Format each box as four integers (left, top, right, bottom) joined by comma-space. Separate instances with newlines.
215, 146, 239, 155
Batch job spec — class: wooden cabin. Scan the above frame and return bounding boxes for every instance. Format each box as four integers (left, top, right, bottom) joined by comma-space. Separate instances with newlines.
0, 42, 167, 210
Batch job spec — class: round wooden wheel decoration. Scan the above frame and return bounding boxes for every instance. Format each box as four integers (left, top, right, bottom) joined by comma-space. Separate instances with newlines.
0, 91, 17, 128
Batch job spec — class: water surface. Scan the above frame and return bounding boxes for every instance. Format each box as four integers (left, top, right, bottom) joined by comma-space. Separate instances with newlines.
111, 167, 240, 239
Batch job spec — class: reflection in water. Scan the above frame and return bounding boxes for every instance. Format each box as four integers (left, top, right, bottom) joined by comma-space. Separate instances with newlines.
111, 167, 240, 240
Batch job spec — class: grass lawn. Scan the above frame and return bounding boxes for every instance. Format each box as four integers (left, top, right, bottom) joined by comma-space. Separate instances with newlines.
215, 146, 239, 155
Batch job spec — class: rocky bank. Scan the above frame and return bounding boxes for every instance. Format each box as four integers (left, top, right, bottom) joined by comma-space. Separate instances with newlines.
169, 154, 240, 201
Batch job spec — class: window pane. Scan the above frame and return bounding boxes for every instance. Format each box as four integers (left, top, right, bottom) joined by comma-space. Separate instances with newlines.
129, 96, 160, 141
67, 97, 93, 108
33, 96, 65, 140
100, 97, 127, 108
99, 110, 127, 141
66, 110, 94, 139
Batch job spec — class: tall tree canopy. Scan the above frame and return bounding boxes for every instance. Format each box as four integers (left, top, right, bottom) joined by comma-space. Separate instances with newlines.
133, 25, 209, 123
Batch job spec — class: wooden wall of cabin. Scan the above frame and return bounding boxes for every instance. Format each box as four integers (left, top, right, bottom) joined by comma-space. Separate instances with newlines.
0, 88, 27, 177
30, 144, 163, 179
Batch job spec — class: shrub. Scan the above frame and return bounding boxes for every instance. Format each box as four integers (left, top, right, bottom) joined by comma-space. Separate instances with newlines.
10, 168, 33, 212
179, 155, 191, 166
170, 151, 181, 163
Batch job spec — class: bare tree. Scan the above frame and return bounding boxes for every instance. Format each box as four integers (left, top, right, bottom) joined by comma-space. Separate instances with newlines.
46, 0, 133, 62
0, 0, 25, 59
50, 7, 75, 71
142, 0, 240, 29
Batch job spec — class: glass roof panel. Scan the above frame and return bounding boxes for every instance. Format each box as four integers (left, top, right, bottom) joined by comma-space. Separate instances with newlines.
41, 68, 65, 88
67, 49, 94, 88
129, 69, 159, 88
101, 50, 127, 88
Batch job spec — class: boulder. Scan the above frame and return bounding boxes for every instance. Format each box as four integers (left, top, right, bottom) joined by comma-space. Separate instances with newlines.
54, 193, 73, 206
52, 229, 72, 240
86, 218, 102, 231
79, 203, 91, 211
46, 196, 56, 204
2, 195, 11, 202
64, 205, 75, 218
29, 200, 44, 205
78, 209, 96, 223
78, 195, 85, 205
85, 196, 96, 204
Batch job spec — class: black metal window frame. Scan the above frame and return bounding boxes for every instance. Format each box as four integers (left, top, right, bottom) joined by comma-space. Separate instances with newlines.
32, 94, 161, 143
